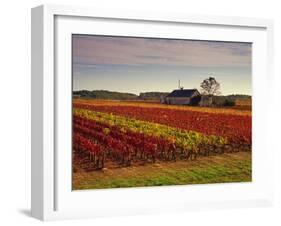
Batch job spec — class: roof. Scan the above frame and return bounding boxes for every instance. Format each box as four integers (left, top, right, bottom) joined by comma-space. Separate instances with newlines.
166, 89, 199, 98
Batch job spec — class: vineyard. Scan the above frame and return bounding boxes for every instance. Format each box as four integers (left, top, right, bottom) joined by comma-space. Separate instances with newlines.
72, 100, 252, 173
71, 35, 253, 189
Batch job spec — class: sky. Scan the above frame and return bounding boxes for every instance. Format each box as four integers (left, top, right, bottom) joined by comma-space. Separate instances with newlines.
72, 35, 252, 95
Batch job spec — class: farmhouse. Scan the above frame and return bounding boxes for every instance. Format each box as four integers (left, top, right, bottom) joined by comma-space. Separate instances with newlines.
163, 88, 201, 105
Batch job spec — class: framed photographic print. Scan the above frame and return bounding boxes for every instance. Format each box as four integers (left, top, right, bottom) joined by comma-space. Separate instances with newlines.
31, 4, 274, 221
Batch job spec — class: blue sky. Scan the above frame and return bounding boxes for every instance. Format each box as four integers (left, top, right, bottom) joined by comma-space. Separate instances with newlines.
72, 35, 252, 95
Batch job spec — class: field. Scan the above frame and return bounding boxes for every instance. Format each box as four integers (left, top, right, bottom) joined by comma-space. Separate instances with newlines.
72, 99, 252, 190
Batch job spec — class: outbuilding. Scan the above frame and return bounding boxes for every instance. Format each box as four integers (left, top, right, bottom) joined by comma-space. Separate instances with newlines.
164, 88, 201, 105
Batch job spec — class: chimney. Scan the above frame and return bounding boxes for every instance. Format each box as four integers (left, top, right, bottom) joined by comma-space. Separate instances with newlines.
178, 79, 183, 90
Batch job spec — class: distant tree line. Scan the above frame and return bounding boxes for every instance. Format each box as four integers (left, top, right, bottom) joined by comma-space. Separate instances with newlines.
200, 77, 251, 107
73, 88, 251, 105
73, 90, 170, 101
138, 92, 170, 100
73, 90, 138, 100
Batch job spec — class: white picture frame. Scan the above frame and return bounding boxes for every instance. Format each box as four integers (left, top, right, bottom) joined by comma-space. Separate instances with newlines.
31, 4, 274, 221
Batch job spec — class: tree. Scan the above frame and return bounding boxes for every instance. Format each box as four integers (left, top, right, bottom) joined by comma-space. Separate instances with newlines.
200, 77, 221, 106
200, 77, 221, 96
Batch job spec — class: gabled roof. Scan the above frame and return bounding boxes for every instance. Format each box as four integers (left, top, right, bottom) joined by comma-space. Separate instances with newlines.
166, 89, 199, 98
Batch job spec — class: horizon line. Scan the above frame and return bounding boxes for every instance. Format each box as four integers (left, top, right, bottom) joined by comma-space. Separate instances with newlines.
72, 89, 252, 96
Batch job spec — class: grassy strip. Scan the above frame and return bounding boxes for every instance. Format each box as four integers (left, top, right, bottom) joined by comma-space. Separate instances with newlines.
73, 152, 251, 189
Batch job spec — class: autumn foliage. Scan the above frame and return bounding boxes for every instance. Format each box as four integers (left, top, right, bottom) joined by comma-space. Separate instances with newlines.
73, 100, 251, 170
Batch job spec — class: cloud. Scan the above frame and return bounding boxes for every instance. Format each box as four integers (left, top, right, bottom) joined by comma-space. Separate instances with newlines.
72, 35, 251, 68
